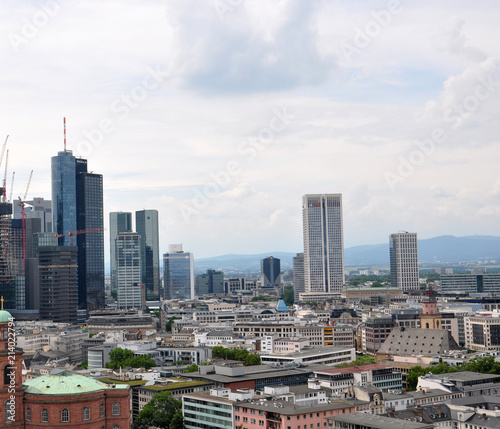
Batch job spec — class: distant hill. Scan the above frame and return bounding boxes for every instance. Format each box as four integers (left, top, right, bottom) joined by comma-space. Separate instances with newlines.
195, 252, 296, 273
345, 235, 500, 266
194, 235, 500, 272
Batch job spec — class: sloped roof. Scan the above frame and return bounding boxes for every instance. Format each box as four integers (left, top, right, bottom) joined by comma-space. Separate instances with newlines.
377, 328, 460, 357
276, 299, 289, 312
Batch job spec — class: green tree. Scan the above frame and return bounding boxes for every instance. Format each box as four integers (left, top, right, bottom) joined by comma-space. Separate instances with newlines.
244, 354, 261, 366
133, 391, 182, 429
169, 410, 185, 429
361, 300, 371, 305
165, 316, 179, 332
105, 348, 134, 369
184, 363, 199, 373
125, 355, 156, 369
80, 360, 88, 369
335, 355, 375, 368
282, 285, 294, 306
371, 282, 384, 288
406, 366, 430, 391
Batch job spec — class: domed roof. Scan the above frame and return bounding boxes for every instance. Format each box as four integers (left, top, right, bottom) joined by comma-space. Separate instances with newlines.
0, 310, 12, 322
23, 370, 128, 395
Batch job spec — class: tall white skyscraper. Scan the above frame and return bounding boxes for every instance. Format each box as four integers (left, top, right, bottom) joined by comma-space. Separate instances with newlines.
390, 232, 419, 291
302, 194, 345, 296
116, 232, 143, 309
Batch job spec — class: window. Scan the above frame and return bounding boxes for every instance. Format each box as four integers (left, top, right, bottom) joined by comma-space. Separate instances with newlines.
5, 401, 13, 423
100, 403, 105, 417
42, 409, 48, 423
3, 366, 10, 386
61, 408, 69, 422
112, 402, 120, 416
83, 406, 90, 421
113, 426, 120, 429
26, 408, 31, 422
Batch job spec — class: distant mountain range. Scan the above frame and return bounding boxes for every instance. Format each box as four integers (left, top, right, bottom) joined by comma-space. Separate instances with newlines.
194, 235, 500, 272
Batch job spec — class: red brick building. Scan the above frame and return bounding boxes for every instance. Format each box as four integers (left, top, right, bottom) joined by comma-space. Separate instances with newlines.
0, 309, 131, 429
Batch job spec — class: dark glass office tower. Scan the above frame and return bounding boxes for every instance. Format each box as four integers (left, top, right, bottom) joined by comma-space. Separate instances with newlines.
51, 151, 77, 246
38, 245, 78, 323
52, 150, 104, 312
136, 210, 159, 300
109, 212, 132, 296
261, 256, 281, 288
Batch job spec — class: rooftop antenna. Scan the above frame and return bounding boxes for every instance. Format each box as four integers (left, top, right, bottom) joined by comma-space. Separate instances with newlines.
64, 117, 67, 151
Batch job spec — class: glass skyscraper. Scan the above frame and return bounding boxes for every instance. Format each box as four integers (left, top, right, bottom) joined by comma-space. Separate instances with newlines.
164, 244, 194, 300
136, 210, 160, 300
116, 232, 143, 309
51, 150, 76, 246
389, 232, 419, 292
109, 212, 132, 295
261, 256, 281, 287
302, 194, 345, 295
51, 150, 104, 311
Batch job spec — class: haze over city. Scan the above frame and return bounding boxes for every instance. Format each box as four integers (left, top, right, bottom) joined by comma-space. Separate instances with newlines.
3, 0, 500, 259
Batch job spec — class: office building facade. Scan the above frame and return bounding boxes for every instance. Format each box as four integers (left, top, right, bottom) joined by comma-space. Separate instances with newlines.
109, 212, 132, 295
164, 244, 194, 300
302, 194, 345, 295
195, 269, 224, 296
116, 232, 143, 310
261, 256, 281, 288
14, 197, 52, 232
136, 210, 160, 300
293, 252, 305, 302
51, 150, 105, 311
389, 232, 419, 291
441, 273, 500, 295
38, 245, 78, 323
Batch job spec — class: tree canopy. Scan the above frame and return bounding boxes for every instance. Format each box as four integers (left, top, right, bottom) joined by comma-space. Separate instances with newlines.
335, 355, 375, 368
282, 285, 294, 306
105, 347, 156, 370
406, 356, 500, 391
212, 346, 261, 366
133, 391, 183, 429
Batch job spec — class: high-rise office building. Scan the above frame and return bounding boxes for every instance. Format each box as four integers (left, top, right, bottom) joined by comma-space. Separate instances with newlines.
389, 232, 419, 292
14, 197, 52, 232
195, 269, 224, 296
293, 253, 305, 302
261, 256, 281, 288
136, 210, 160, 301
0, 200, 15, 309
302, 194, 345, 295
38, 245, 78, 323
109, 212, 132, 295
164, 244, 194, 300
116, 232, 143, 310
51, 149, 105, 311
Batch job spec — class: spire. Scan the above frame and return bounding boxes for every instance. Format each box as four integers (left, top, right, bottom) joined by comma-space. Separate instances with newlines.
63, 117, 66, 152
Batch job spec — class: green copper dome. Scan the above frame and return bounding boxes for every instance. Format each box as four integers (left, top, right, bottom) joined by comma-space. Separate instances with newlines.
0, 310, 12, 322
23, 370, 128, 395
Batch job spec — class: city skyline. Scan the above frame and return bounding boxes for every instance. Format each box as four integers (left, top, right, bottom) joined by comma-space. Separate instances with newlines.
2, 1, 500, 260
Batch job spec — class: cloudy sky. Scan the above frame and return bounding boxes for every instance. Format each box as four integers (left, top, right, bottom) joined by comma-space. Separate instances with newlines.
2, 0, 500, 260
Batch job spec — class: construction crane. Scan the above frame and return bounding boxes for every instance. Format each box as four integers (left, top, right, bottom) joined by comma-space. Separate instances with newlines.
8, 172, 14, 203
2, 150, 8, 203
55, 227, 104, 246
18, 170, 33, 273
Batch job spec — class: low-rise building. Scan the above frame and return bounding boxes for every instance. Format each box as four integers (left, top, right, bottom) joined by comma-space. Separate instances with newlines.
260, 346, 355, 367
417, 372, 500, 397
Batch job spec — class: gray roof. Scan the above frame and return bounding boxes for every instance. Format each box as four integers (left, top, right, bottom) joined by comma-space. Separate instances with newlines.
377, 328, 460, 356
236, 398, 354, 415
405, 388, 453, 400
426, 371, 500, 383
327, 413, 434, 429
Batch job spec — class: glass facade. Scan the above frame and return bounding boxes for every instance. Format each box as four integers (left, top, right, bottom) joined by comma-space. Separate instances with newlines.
51, 151, 104, 311
116, 232, 142, 309
164, 251, 193, 300
136, 210, 160, 300
261, 256, 281, 287
389, 232, 419, 292
303, 194, 344, 294
109, 212, 132, 294
51, 151, 76, 246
